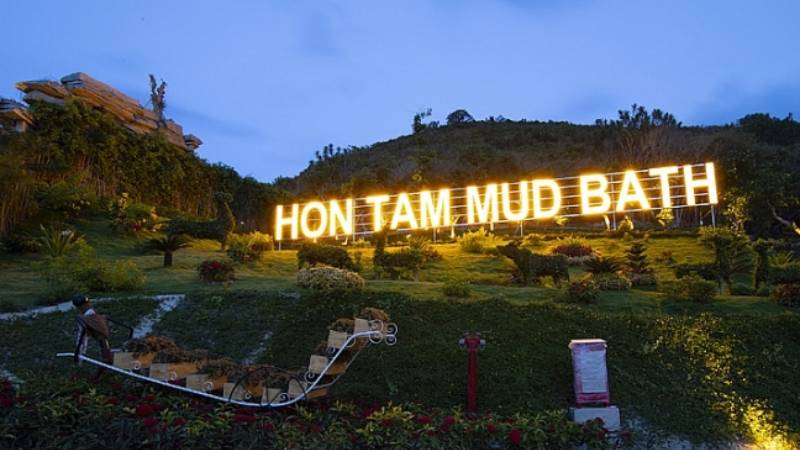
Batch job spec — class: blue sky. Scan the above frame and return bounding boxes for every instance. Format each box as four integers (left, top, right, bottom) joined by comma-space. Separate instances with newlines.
2, 0, 799, 182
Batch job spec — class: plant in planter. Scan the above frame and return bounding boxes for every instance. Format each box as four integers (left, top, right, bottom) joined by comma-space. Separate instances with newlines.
116, 336, 179, 370
146, 233, 192, 267
150, 347, 209, 381
189, 357, 240, 392
198, 259, 235, 283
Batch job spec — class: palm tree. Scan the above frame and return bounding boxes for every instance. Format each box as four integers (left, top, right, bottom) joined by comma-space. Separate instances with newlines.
147, 234, 192, 267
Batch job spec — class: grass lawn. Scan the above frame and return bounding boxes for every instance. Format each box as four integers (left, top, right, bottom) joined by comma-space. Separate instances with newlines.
1, 218, 799, 446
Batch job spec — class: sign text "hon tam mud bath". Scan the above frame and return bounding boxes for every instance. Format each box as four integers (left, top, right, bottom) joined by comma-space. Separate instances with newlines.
274, 162, 719, 241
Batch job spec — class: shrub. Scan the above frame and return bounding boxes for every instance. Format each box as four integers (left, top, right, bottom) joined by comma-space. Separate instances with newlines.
756, 286, 771, 297
373, 248, 425, 280
442, 280, 472, 297
227, 232, 273, 263
674, 262, 717, 281
625, 241, 653, 273
590, 273, 632, 290
768, 251, 795, 267
617, 215, 635, 233
457, 227, 502, 254
407, 235, 440, 261
198, 259, 235, 283
730, 283, 755, 296
698, 226, 754, 292
561, 280, 598, 304
297, 242, 356, 270
660, 274, 717, 303
549, 236, 594, 258
655, 250, 676, 266
296, 267, 365, 290
585, 256, 622, 275
0, 232, 39, 254
103, 260, 146, 291
768, 262, 800, 285
36, 225, 86, 258
521, 233, 544, 248
110, 193, 161, 235
629, 272, 658, 287
770, 283, 800, 307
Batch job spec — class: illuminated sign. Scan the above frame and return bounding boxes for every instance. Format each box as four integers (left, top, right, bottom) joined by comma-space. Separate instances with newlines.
274, 162, 719, 240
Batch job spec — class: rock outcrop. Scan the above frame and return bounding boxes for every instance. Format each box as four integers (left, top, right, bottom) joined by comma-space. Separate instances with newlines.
6, 73, 200, 151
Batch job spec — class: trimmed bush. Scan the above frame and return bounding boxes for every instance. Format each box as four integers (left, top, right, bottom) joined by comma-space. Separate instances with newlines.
730, 283, 755, 296
660, 274, 717, 303
198, 259, 235, 283
561, 279, 599, 304
442, 280, 472, 297
296, 267, 365, 290
771, 283, 800, 307
457, 227, 502, 254
674, 262, 717, 281
297, 242, 356, 270
590, 273, 632, 291
407, 235, 441, 261
768, 263, 800, 285
521, 233, 544, 248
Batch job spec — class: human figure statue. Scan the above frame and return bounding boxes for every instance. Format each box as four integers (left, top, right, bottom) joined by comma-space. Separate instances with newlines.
148, 74, 167, 128
72, 295, 112, 377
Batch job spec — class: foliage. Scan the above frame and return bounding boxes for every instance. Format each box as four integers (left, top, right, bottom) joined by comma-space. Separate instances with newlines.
549, 236, 595, 259
146, 233, 192, 267
110, 193, 161, 235
297, 242, 356, 271
617, 215, 634, 233
561, 279, 599, 304
197, 259, 235, 283
167, 192, 236, 249
656, 208, 674, 227
0, 231, 39, 254
698, 227, 755, 292
407, 235, 440, 261
585, 256, 622, 275
123, 336, 180, 355
769, 251, 795, 267
0, 377, 629, 450
521, 232, 544, 248
768, 263, 800, 285
101, 260, 146, 291
442, 280, 472, 298
628, 273, 658, 287
227, 231, 274, 263
660, 274, 717, 303
496, 242, 570, 286
674, 262, 718, 282
590, 273, 632, 291
456, 227, 502, 254
752, 239, 771, 289
624, 241, 652, 274
36, 224, 85, 257
296, 267, 365, 291
446, 109, 475, 126
770, 283, 800, 307
730, 283, 755, 296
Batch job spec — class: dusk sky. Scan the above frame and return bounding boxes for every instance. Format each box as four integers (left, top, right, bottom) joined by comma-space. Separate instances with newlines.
2, 0, 799, 182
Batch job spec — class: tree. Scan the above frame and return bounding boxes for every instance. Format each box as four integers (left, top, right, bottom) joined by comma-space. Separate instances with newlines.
698, 227, 754, 293
624, 241, 652, 275
446, 109, 475, 126
147, 233, 191, 267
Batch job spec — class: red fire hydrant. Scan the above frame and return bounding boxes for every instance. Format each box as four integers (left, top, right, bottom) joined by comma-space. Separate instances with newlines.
458, 331, 485, 414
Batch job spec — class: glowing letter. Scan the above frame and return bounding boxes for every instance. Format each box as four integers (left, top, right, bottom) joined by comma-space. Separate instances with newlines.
532, 179, 561, 218
466, 184, 499, 224
500, 182, 530, 221
300, 201, 327, 239
684, 163, 718, 206
648, 166, 679, 208
616, 170, 650, 211
274, 204, 299, 241
420, 189, 451, 228
329, 199, 354, 236
390, 193, 418, 229
366, 195, 390, 231
580, 174, 611, 215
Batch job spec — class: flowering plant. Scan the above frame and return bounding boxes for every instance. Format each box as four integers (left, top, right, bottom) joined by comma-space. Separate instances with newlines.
198, 259, 235, 283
